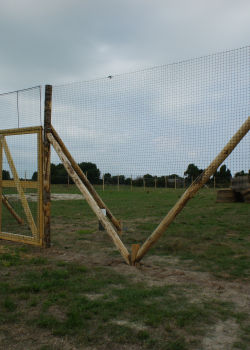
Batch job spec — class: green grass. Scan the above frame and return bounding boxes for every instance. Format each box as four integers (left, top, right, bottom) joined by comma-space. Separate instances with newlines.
0, 185, 249, 349
0, 250, 248, 349
50, 185, 250, 280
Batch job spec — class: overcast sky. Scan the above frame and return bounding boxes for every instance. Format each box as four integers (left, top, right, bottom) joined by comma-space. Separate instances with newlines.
1, 0, 250, 94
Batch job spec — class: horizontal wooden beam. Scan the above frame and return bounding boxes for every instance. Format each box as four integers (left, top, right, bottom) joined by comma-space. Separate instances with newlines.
0, 126, 42, 136
0, 232, 42, 245
2, 180, 37, 189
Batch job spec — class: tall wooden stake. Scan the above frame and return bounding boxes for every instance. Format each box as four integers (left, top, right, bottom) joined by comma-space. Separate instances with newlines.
43, 85, 52, 248
131, 175, 133, 190
135, 116, 250, 262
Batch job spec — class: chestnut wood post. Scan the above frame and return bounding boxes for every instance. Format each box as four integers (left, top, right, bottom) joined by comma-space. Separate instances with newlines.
175, 176, 177, 189
214, 176, 216, 189
103, 174, 104, 191
143, 175, 145, 190
118, 175, 119, 191
131, 244, 140, 266
43, 85, 52, 248
131, 175, 133, 190
135, 116, 250, 263
165, 176, 167, 189
0, 143, 2, 233
155, 176, 156, 189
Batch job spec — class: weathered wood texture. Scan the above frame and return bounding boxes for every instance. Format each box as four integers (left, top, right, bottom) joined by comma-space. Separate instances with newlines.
131, 244, 140, 266
2, 195, 24, 225
2, 180, 37, 188
43, 85, 52, 248
231, 176, 250, 192
0, 135, 37, 237
47, 132, 131, 265
50, 125, 122, 233
136, 115, 250, 263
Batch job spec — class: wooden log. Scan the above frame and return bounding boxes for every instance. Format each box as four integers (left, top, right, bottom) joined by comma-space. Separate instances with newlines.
136, 115, 250, 263
216, 189, 237, 203
0, 126, 42, 136
0, 135, 37, 237
43, 85, 52, 248
47, 132, 131, 265
2, 195, 24, 225
131, 244, 140, 266
50, 125, 122, 233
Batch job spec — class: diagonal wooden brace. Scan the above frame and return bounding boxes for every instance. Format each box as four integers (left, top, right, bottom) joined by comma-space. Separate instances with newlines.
47, 132, 131, 265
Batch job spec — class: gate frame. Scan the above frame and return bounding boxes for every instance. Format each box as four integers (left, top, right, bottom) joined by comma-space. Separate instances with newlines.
0, 126, 44, 246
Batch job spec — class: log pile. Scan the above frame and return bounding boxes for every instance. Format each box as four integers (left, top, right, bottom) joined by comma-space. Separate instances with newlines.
216, 176, 250, 203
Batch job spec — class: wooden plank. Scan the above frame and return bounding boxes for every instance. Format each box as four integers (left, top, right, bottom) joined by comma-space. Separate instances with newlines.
0, 135, 37, 237
37, 128, 44, 243
0, 126, 42, 136
136, 115, 250, 263
47, 132, 131, 265
43, 85, 52, 248
2, 180, 37, 188
0, 232, 42, 245
50, 124, 122, 234
2, 195, 24, 225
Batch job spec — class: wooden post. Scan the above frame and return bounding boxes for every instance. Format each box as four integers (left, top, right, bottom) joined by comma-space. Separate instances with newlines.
43, 85, 52, 248
135, 116, 250, 263
165, 176, 167, 189
131, 175, 133, 190
214, 176, 216, 189
131, 244, 140, 266
103, 174, 104, 191
175, 176, 177, 189
68, 174, 69, 190
47, 133, 131, 265
155, 176, 156, 189
143, 175, 145, 190
183, 174, 185, 189
50, 125, 122, 233
118, 175, 119, 191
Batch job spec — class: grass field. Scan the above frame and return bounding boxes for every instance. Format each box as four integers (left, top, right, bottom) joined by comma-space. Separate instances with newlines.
0, 185, 250, 349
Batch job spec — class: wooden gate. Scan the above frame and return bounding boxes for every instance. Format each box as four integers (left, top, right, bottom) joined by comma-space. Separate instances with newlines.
0, 127, 43, 246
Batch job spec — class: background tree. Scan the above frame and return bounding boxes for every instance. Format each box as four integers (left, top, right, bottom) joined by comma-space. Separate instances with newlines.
2, 169, 10, 180
184, 164, 203, 179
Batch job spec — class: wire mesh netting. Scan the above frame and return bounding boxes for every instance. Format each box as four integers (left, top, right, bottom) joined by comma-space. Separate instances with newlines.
0, 87, 43, 244
51, 46, 250, 190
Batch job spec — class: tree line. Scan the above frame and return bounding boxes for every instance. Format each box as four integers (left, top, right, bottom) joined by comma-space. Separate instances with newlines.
2, 162, 249, 187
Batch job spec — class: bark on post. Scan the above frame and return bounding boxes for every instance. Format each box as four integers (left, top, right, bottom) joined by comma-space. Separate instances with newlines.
43, 85, 52, 248
135, 116, 250, 263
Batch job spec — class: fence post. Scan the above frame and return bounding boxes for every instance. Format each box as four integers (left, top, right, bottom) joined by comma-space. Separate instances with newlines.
131, 175, 133, 190
175, 176, 177, 189
118, 175, 119, 191
143, 175, 145, 190
155, 176, 156, 189
103, 174, 104, 191
43, 84, 52, 248
165, 176, 167, 189
214, 176, 216, 189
